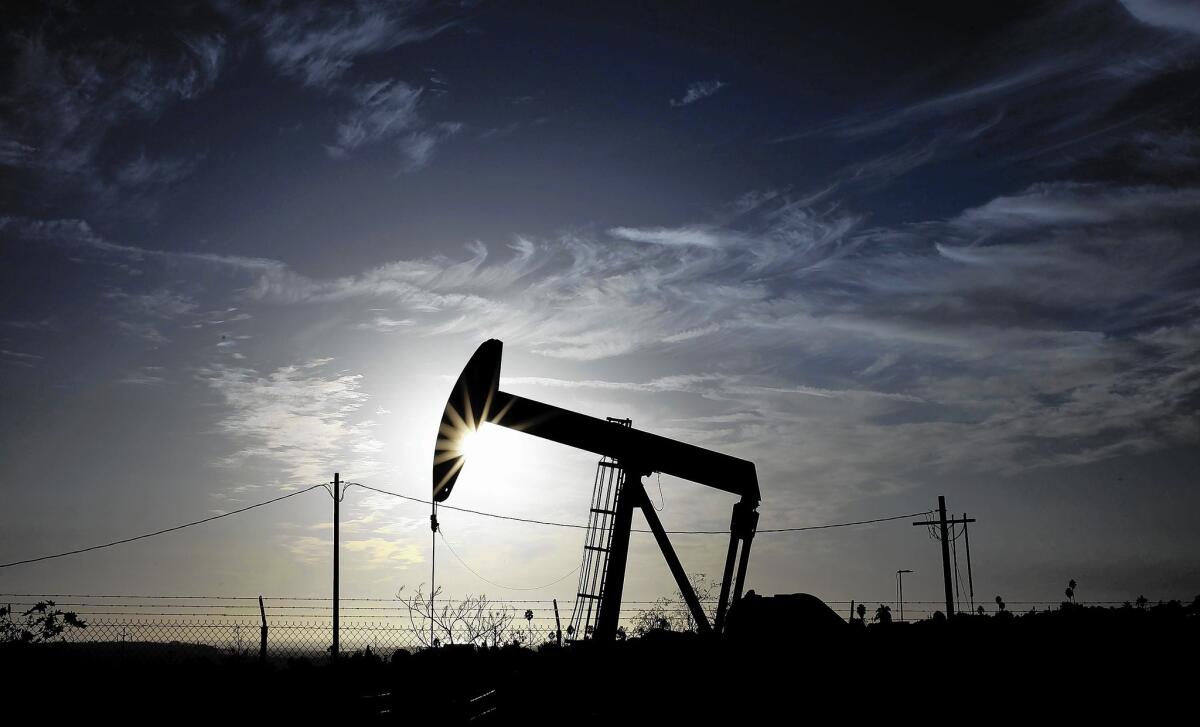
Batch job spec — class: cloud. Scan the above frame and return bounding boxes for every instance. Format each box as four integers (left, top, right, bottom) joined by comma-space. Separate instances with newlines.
1, 349, 43, 368
327, 80, 423, 157
9, 170, 1197, 492
506, 373, 922, 403
1120, 0, 1200, 37
115, 151, 203, 188
323, 79, 463, 168
398, 121, 463, 172
2, 20, 224, 194
118, 366, 167, 386
608, 226, 727, 248
951, 182, 1200, 232
107, 289, 199, 319
200, 358, 382, 482
239, 0, 455, 89
282, 534, 422, 568
670, 79, 727, 107
355, 315, 415, 332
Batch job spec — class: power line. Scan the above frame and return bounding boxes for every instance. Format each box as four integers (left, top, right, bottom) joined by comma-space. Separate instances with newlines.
0, 484, 325, 569
438, 528, 581, 591
349, 483, 591, 530
348, 482, 930, 535
1, 478, 930, 571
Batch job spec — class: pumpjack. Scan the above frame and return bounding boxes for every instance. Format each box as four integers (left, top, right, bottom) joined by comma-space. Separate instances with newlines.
433, 339, 761, 639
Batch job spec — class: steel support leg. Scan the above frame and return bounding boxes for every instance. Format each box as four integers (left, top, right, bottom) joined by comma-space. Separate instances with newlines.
713, 530, 740, 633
636, 484, 712, 633
732, 533, 754, 603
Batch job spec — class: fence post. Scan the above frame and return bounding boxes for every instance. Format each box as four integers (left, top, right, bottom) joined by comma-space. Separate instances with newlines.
553, 599, 562, 647
259, 595, 268, 663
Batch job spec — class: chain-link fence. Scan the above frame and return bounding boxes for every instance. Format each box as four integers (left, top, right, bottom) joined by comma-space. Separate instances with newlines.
49, 618, 418, 660
1, 595, 722, 661
4, 593, 1142, 662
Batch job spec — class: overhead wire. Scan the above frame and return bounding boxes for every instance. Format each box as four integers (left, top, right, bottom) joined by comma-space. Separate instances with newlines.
437, 527, 581, 591
347, 482, 930, 535
0, 484, 326, 569
0, 477, 932, 571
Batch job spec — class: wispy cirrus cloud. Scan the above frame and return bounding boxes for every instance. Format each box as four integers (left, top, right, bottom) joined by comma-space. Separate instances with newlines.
118, 366, 167, 386
324, 80, 464, 169
326, 80, 423, 158
224, 1, 464, 169
1, 19, 224, 197
1120, 0, 1200, 37
608, 225, 728, 248
1, 349, 43, 368
670, 79, 726, 107
236, 0, 455, 89
199, 358, 382, 483
8, 172, 1198, 495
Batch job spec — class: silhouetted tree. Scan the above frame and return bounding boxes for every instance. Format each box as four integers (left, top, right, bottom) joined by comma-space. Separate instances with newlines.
873, 604, 892, 625
977, 605, 985, 616
397, 585, 518, 648
1065, 578, 1076, 605
1135, 595, 1148, 610
0, 601, 87, 644
631, 573, 721, 636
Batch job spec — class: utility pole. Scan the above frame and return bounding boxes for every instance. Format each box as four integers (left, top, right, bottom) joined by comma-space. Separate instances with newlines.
896, 569, 912, 622
912, 496, 975, 619
333, 471, 340, 663
963, 512, 975, 612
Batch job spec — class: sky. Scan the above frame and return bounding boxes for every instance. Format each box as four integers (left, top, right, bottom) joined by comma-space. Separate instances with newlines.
2, 0, 1199, 616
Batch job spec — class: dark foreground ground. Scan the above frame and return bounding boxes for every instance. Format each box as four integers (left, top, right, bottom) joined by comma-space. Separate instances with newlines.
3, 605, 1196, 723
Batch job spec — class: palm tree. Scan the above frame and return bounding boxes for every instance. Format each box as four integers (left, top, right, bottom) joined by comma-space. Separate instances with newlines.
856, 603, 867, 623
874, 604, 892, 625
1065, 578, 1077, 605
1135, 595, 1148, 610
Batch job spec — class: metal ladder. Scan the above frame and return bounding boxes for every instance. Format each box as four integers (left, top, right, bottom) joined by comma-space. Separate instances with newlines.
567, 417, 631, 641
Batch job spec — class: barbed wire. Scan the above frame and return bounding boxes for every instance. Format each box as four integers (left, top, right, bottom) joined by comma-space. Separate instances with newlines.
3, 594, 1165, 607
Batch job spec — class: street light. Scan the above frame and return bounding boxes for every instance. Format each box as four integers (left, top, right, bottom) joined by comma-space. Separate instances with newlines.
896, 569, 913, 622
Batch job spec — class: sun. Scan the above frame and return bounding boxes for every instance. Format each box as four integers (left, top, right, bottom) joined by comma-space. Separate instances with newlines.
457, 426, 484, 460
447, 422, 539, 508
455, 423, 516, 472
